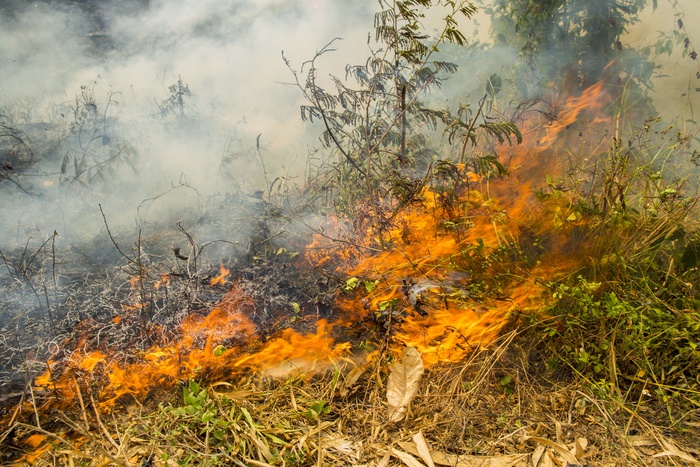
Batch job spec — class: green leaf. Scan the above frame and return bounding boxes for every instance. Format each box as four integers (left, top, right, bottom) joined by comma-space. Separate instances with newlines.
499, 375, 513, 386
345, 277, 360, 291
183, 380, 203, 407
240, 407, 257, 429
266, 434, 289, 446
363, 280, 378, 293
486, 73, 502, 96
304, 400, 330, 420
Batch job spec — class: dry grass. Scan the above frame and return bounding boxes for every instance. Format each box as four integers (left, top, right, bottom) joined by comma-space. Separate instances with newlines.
5, 327, 699, 467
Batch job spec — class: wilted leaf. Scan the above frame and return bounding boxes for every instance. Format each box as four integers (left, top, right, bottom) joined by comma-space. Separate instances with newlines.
387, 347, 424, 422
531, 444, 546, 467
654, 437, 699, 464
534, 450, 556, 467
626, 435, 657, 447
377, 450, 392, 467
340, 364, 369, 397
570, 437, 588, 459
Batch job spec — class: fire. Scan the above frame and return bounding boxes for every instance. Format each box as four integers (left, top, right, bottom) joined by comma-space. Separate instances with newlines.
310, 75, 613, 365
10, 75, 614, 463
233, 320, 351, 377
210, 263, 230, 285
33, 78, 610, 398
30, 285, 350, 413
17, 435, 52, 464
538, 79, 611, 149
154, 273, 171, 289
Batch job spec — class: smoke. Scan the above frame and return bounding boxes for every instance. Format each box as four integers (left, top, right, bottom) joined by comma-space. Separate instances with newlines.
2, 0, 695, 245
0, 0, 377, 247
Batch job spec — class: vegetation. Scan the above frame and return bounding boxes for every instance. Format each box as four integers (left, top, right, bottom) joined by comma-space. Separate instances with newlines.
284, 0, 519, 242
0, 0, 699, 465
284, 0, 700, 457
484, 0, 658, 109
531, 123, 700, 422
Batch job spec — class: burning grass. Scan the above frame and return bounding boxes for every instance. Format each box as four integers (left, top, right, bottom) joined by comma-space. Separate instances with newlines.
2, 72, 700, 465
5, 332, 700, 466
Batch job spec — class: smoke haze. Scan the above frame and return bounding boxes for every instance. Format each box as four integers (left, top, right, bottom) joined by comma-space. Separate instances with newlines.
0, 0, 377, 246
1, 0, 697, 241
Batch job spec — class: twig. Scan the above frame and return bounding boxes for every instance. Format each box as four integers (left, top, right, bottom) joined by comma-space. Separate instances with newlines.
256, 134, 271, 202
57, 413, 127, 466
72, 377, 90, 432
177, 222, 198, 273
99, 204, 133, 263
89, 390, 121, 452
251, 229, 286, 248
459, 93, 488, 164
300, 219, 381, 253
28, 381, 41, 430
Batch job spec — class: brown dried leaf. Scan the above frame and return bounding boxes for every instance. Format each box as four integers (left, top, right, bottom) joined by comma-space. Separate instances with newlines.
654, 438, 699, 464
340, 363, 369, 397
412, 431, 436, 467
397, 441, 526, 467
531, 444, 546, 467
387, 347, 424, 422
524, 436, 579, 465
570, 437, 588, 459
626, 435, 657, 447
393, 448, 428, 467
377, 449, 392, 467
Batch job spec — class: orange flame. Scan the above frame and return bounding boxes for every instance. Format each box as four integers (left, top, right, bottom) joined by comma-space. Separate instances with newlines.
538, 79, 612, 149
32, 285, 350, 411
154, 273, 171, 289
210, 264, 231, 285
312, 75, 613, 366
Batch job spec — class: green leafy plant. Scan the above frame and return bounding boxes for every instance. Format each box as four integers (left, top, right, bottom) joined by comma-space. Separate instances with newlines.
529, 121, 700, 414
286, 0, 522, 246
302, 400, 330, 421
484, 0, 657, 98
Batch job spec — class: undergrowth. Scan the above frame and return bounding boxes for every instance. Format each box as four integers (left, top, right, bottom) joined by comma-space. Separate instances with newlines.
527, 122, 700, 422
